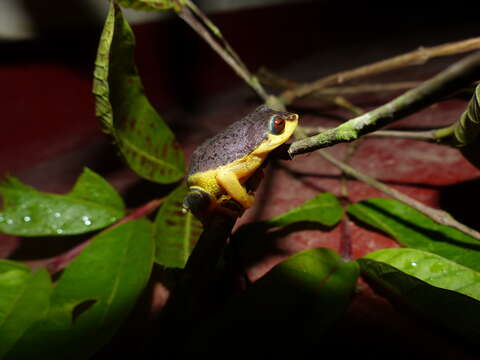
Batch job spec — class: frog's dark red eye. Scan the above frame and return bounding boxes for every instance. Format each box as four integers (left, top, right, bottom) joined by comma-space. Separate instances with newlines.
270, 115, 285, 135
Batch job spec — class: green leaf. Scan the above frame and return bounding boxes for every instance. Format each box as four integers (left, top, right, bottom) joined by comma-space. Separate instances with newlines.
347, 198, 480, 271
7, 219, 154, 360
186, 248, 359, 354
453, 84, 480, 168
0, 168, 125, 236
153, 184, 203, 268
116, 0, 182, 11
0, 262, 51, 357
364, 248, 480, 300
266, 192, 343, 228
93, 1, 185, 183
359, 249, 480, 344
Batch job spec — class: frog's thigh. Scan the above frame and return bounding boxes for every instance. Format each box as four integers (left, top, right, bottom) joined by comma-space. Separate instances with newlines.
216, 168, 254, 208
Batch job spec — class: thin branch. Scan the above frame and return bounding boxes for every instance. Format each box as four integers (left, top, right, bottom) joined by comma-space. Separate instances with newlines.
280, 37, 480, 104
177, 3, 270, 103
317, 148, 480, 241
258, 67, 420, 96
46, 198, 164, 274
302, 126, 439, 142
289, 51, 480, 156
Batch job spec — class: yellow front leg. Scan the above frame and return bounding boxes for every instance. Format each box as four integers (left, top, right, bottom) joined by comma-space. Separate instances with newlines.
216, 169, 255, 209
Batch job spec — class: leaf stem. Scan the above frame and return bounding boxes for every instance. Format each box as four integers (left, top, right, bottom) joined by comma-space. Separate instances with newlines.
288, 51, 480, 156
280, 37, 480, 104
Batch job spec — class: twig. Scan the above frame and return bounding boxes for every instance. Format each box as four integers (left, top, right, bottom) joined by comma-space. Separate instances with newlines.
289, 51, 480, 156
258, 67, 420, 95
46, 198, 164, 274
317, 148, 480, 241
280, 37, 480, 104
177, 2, 270, 103
302, 126, 438, 142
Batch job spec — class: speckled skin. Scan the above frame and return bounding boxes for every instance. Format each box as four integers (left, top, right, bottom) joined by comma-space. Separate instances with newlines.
188, 106, 294, 176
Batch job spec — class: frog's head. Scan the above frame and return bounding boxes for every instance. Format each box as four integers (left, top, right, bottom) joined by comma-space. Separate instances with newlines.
249, 105, 299, 156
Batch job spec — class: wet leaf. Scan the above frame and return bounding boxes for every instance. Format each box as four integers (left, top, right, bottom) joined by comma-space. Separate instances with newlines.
186, 248, 359, 354
93, 2, 185, 183
0, 263, 51, 357
0, 168, 125, 236
359, 249, 480, 344
453, 84, 480, 168
7, 219, 154, 360
347, 198, 480, 271
116, 0, 183, 11
153, 184, 202, 268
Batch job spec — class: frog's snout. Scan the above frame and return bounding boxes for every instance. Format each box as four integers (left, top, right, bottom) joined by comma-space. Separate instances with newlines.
182, 188, 212, 215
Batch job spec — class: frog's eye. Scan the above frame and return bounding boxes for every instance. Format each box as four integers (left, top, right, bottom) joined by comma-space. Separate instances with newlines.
269, 115, 286, 135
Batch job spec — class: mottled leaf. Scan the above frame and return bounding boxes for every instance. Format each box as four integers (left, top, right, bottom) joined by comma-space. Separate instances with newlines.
0, 262, 51, 357
347, 198, 480, 271
93, 2, 185, 183
153, 184, 202, 268
116, 0, 182, 11
186, 248, 359, 354
359, 249, 480, 344
0, 168, 125, 236
7, 219, 154, 360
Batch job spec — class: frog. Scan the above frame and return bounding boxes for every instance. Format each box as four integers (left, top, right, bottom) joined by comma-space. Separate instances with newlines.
183, 105, 299, 217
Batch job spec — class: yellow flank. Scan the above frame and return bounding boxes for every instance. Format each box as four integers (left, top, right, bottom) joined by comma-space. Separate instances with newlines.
187, 113, 298, 210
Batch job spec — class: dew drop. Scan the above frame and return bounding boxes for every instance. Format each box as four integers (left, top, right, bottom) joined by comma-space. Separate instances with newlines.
23, 216, 32, 223
54, 212, 61, 218
56, 229, 64, 234
0, 215, 4, 222
411, 262, 417, 267
82, 216, 92, 226
6, 219, 13, 225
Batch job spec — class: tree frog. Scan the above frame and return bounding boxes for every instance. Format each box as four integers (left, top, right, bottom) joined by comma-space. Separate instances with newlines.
183, 105, 298, 217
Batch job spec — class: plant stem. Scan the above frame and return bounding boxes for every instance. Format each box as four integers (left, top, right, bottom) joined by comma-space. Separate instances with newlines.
303, 126, 439, 142
258, 67, 420, 95
46, 198, 164, 274
289, 51, 480, 156
280, 37, 480, 104
317, 148, 480, 241
178, 2, 270, 103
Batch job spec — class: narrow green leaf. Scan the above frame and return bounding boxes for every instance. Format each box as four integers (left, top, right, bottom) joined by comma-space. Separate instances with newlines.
7, 219, 154, 360
0, 168, 125, 236
453, 84, 480, 168
347, 198, 480, 271
0, 263, 51, 357
116, 0, 182, 11
359, 250, 480, 344
153, 184, 203, 268
93, 2, 185, 183
186, 248, 359, 353
266, 192, 343, 228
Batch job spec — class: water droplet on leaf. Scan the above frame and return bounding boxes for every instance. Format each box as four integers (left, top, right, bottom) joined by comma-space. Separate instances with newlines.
56, 229, 64, 234
23, 216, 32, 222
6, 219, 13, 225
81, 215, 92, 226
54, 212, 62, 218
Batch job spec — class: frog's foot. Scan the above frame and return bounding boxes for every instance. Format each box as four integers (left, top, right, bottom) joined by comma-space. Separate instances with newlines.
216, 169, 255, 209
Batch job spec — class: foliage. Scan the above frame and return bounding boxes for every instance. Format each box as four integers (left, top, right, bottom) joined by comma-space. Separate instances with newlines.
1, 0, 479, 357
